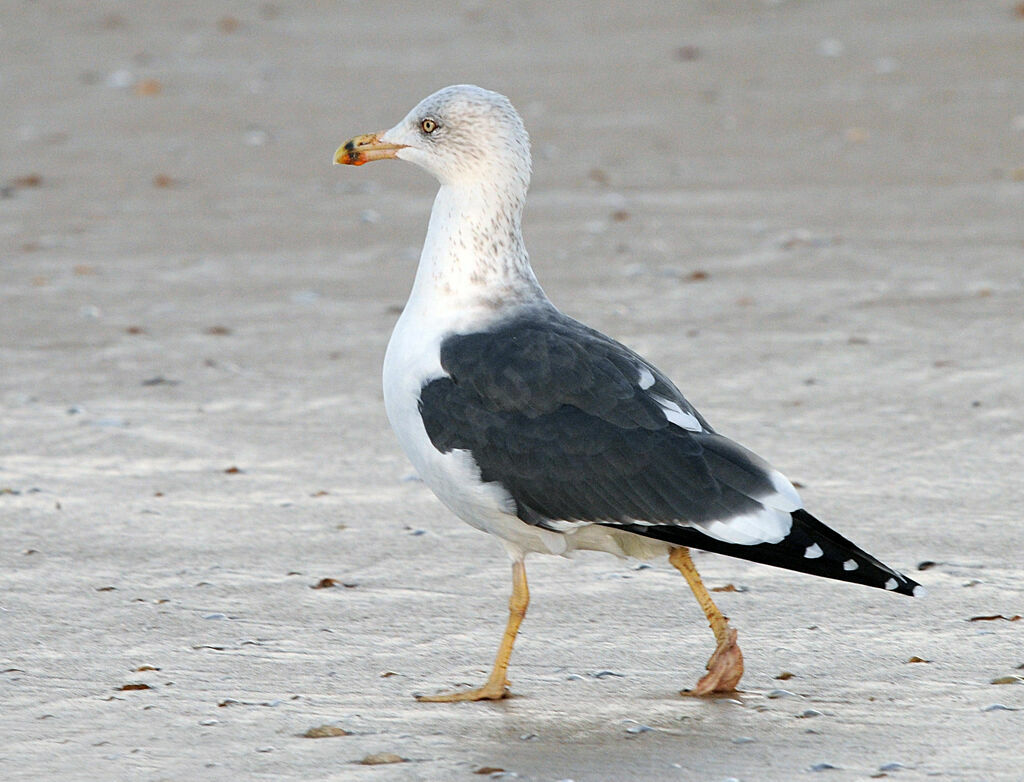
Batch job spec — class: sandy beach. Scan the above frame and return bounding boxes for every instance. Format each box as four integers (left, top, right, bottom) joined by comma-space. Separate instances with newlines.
2, 2, 1023, 780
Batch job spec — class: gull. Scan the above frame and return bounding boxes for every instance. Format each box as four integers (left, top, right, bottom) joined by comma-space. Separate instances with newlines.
334, 84, 921, 702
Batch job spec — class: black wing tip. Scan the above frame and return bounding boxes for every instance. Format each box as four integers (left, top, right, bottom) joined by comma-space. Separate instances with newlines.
604, 508, 925, 596
884, 574, 926, 597
896, 577, 927, 597
788, 508, 924, 596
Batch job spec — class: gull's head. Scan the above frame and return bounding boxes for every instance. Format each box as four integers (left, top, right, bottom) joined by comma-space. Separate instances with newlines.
335, 85, 531, 193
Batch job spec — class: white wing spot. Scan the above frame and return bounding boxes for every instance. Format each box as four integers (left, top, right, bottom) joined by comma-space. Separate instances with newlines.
884, 578, 898, 590
843, 559, 858, 571
912, 585, 927, 597
804, 543, 823, 559
637, 367, 656, 390
651, 393, 701, 432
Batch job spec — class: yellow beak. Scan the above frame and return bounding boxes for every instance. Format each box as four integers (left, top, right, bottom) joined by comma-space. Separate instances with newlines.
334, 132, 407, 166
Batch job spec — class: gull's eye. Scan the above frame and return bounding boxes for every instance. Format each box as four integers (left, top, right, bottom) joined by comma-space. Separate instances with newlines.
420, 118, 438, 134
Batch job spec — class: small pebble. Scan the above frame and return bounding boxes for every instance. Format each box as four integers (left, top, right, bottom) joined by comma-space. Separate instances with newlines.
134, 78, 162, 96
981, 703, 1019, 712
519, 733, 539, 741
731, 736, 756, 744
766, 688, 797, 699
990, 675, 1023, 685
673, 45, 701, 62
844, 127, 869, 144
217, 15, 240, 33
625, 724, 653, 734
798, 709, 824, 718
203, 613, 227, 620
199, 719, 218, 726
360, 752, 405, 765
879, 762, 905, 772
255, 746, 275, 753
303, 725, 349, 738
592, 670, 625, 679
566, 674, 585, 681
810, 762, 838, 771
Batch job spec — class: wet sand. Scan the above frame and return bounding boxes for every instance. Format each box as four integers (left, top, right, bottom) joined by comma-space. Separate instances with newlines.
2, 2, 1023, 780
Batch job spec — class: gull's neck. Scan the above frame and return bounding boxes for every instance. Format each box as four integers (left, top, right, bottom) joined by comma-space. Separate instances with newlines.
406, 181, 546, 320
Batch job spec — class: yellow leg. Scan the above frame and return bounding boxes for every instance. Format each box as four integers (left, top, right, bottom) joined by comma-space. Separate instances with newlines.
416, 559, 529, 703
669, 546, 744, 696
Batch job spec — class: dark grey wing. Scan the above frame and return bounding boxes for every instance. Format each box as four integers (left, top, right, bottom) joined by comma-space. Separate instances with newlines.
418, 308, 922, 597
419, 310, 790, 531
